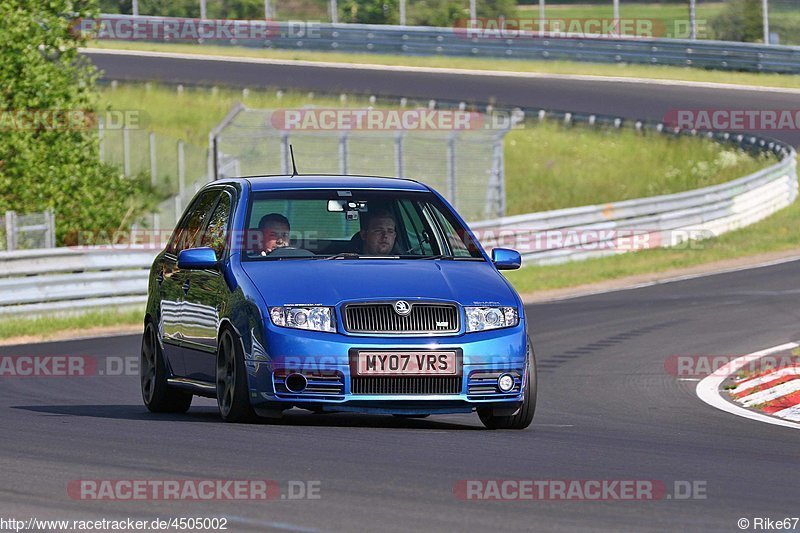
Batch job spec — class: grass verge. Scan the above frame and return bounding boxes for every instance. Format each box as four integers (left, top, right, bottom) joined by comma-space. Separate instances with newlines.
100, 83, 772, 215
87, 40, 800, 90
0, 308, 143, 342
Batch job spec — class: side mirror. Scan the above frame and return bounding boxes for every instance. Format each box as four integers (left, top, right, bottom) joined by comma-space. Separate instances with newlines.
491, 248, 521, 270
178, 247, 219, 270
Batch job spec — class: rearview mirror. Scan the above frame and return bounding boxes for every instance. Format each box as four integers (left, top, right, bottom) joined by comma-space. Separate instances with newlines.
491, 248, 521, 270
178, 247, 219, 269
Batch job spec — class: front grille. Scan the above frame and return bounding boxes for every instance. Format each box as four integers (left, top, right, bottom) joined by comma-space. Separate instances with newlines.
344, 302, 459, 334
351, 376, 462, 395
467, 371, 522, 398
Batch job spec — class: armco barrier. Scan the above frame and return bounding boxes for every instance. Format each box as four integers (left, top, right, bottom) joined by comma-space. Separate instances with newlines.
89, 14, 800, 74
0, 102, 797, 316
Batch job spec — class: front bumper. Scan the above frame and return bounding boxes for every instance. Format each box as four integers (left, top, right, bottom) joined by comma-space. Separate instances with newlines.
245, 323, 528, 413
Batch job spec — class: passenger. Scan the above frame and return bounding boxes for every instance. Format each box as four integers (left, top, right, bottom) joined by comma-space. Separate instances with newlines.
359, 209, 397, 255
258, 213, 290, 255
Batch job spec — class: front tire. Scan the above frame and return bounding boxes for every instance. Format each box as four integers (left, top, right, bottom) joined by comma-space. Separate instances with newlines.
216, 328, 257, 423
477, 342, 537, 430
140, 321, 192, 413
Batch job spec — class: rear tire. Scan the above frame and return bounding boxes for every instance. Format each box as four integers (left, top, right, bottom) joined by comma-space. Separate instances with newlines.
477, 341, 537, 430
216, 328, 257, 423
140, 321, 192, 413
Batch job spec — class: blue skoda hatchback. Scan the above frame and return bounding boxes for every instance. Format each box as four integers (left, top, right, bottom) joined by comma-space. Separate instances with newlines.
141, 175, 536, 429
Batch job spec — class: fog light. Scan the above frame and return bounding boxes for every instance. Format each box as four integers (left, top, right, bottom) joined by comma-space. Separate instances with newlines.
497, 374, 515, 392
285, 373, 308, 393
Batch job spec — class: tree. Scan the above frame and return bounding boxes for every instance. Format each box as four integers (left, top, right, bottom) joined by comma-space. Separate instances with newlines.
709, 0, 763, 43
0, 0, 156, 245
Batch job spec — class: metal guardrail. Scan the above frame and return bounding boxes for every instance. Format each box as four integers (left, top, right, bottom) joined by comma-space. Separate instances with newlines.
92, 14, 800, 74
0, 247, 157, 316
1, 97, 797, 316
472, 151, 798, 265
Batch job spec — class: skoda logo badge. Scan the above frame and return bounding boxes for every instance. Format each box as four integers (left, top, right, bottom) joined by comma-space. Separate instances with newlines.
394, 300, 412, 316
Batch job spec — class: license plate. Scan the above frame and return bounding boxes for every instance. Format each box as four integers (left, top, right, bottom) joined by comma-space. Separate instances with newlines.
354, 351, 459, 376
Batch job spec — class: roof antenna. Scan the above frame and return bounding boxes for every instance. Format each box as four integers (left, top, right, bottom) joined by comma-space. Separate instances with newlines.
289, 144, 299, 177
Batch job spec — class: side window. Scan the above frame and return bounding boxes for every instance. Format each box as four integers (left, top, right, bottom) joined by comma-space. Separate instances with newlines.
201, 192, 232, 259
398, 200, 434, 255
174, 190, 220, 254
430, 206, 480, 258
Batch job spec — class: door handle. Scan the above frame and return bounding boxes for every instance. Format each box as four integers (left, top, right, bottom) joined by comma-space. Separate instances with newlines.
183, 279, 190, 295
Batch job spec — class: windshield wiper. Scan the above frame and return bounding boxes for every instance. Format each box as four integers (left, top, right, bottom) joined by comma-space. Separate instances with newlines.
322, 253, 361, 260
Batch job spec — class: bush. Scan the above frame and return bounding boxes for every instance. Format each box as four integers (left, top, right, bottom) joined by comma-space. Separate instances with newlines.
709, 0, 764, 43
340, 0, 400, 24
0, 0, 157, 245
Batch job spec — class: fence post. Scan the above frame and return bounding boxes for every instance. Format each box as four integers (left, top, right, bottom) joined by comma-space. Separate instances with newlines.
5, 211, 16, 252
46, 208, 56, 248
98, 118, 105, 162
394, 132, 405, 178
489, 134, 506, 218
149, 132, 157, 187
177, 140, 185, 216
123, 127, 131, 176
446, 132, 457, 207
339, 132, 348, 175
330, 0, 338, 23
280, 133, 290, 175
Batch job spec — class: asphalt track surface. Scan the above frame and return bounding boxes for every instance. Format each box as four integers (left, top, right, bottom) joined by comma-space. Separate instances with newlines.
2, 259, 800, 531
84, 50, 800, 147
2, 53, 797, 531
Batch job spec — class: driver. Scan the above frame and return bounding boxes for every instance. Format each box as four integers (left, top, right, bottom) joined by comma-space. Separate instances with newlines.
360, 209, 397, 255
258, 213, 290, 255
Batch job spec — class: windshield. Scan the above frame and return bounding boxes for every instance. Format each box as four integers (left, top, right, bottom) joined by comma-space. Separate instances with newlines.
242, 189, 484, 261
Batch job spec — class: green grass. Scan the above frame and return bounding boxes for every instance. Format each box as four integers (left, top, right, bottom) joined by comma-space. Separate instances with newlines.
503, 192, 800, 293
87, 40, 800, 90
99, 83, 771, 216
517, 2, 726, 39
0, 308, 143, 340
504, 123, 769, 213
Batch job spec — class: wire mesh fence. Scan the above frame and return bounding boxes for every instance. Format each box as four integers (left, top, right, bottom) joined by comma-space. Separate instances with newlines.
213, 106, 512, 221
1, 210, 56, 252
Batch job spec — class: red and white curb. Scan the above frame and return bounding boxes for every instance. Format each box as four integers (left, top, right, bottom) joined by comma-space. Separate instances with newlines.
696, 342, 800, 430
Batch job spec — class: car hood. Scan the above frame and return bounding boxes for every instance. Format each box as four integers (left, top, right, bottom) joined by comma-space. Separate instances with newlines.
241, 259, 518, 307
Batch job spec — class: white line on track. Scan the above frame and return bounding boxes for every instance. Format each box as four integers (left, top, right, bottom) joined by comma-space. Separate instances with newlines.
696, 342, 800, 430
81, 47, 800, 95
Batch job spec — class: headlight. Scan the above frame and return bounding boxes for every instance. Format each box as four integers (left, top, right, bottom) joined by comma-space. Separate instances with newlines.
465, 306, 519, 332
269, 306, 336, 333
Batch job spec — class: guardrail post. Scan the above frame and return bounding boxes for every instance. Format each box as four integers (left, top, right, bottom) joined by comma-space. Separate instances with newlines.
5, 211, 16, 252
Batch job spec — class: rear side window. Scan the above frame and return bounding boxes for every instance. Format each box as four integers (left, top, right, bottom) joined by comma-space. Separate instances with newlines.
170, 190, 220, 254
202, 191, 232, 259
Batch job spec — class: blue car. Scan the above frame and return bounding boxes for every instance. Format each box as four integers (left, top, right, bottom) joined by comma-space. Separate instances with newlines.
140, 175, 536, 429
